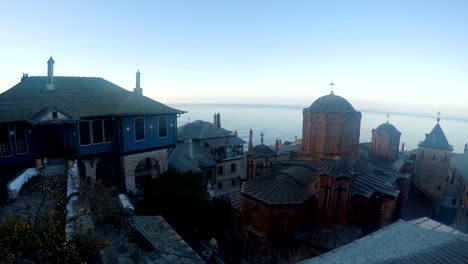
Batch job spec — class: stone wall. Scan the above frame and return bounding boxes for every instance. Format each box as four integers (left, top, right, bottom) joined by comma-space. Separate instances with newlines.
414, 147, 451, 208
122, 149, 168, 193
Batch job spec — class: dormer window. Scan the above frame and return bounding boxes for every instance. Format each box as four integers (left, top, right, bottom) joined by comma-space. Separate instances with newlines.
135, 117, 145, 141
52, 111, 58, 119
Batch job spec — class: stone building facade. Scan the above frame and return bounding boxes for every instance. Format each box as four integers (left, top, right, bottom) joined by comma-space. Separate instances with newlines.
414, 120, 453, 211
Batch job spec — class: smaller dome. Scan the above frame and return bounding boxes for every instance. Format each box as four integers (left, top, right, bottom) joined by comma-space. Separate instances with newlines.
376, 122, 400, 135
305, 92, 357, 114
252, 144, 276, 158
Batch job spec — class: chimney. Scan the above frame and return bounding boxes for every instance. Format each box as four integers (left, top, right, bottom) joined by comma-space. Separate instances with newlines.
248, 129, 253, 152
464, 143, 467, 153
234, 130, 238, 137
216, 113, 221, 128
188, 139, 193, 159
401, 142, 405, 152
275, 139, 279, 152
261, 132, 264, 144
213, 113, 217, 126
279, 139, 282, 147
46, 56, 55, 91
133, 70, 143, 95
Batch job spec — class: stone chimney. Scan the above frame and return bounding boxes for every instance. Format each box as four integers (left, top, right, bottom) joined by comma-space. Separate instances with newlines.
213, 113, 217, 126
234, 130, 238, 137
275, 139, 279, 152
133, 70, 143, 95
261, 132, 264, 144
464, 143, 467, 153
188, 139, 193, 159
248, 129, 253, 152
46, 56, 55, 91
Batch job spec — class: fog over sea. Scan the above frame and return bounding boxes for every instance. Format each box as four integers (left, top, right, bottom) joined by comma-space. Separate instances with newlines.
173, 104, 468, 153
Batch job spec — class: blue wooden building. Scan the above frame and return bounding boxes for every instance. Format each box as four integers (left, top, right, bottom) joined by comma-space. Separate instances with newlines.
0, 57, 183, 193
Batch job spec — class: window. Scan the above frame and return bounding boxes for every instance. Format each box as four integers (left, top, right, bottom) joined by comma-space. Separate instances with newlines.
79, 121, 91, 145
218, 165, 224, 175
52, 111, 58, 119
452, 198, 457, 206
0, 126, 11, 157
15, 127, 28, 155
135, 117, 145, 141
231, 179, 236, 186
158, 116, 168, 138
92, 120, 103, 144
218, 182, 223, 189
231, 163, 236, 173
104, 119, 115, 142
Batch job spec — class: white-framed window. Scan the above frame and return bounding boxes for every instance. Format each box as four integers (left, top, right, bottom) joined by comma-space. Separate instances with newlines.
135, 117, 145, 141
15, 126, 28, 155
0, 126, 12, 157
92, 120, 104, 144
158, 116, 168, 138
79, 121, 92, 146
104, 119, 115, 142
80, 119, 115, 145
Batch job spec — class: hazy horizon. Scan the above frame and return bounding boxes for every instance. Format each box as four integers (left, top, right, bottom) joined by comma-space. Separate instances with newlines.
1, 1, 467, 119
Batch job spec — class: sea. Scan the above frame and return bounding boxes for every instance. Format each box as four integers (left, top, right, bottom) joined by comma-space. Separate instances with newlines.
173, 104, 468, 153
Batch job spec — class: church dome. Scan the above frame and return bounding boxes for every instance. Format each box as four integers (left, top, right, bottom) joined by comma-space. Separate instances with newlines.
252, 144, 276, 158
305, 92, 357, 114
376, 122, 400, 135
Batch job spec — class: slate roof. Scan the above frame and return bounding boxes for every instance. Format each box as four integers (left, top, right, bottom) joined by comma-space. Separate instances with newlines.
451, 152, 468, 182
301, 217, 467, 264
304, 92, 359, 114
129, 215, 204, 264
374, 122, 401, 135
353, 169, 403, 198
168, 141, 216, 174
178, 120, 233, 141
241, 166, 316, 205
418, 123, 453, 151
252, 144, 276, 158
318, 159, 354, 179
0, 76, 183, 123
241, 159, 404, 206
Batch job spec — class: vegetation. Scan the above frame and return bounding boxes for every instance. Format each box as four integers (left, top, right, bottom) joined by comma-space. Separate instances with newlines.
0, 175, 108, 263
142, 170, 220, 239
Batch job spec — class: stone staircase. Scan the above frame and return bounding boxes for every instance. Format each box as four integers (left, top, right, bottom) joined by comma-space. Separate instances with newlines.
45, 158, 67, 176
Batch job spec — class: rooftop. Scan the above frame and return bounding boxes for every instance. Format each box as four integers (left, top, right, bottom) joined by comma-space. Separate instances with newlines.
418, 123, 453, 151
301, 217, 467, 264
304, 92, 359, 115
0, 76, 183, 123
177, 120, 233, 141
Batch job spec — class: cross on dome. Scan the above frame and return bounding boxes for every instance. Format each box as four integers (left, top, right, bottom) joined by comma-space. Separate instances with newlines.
329, 81, 336, 95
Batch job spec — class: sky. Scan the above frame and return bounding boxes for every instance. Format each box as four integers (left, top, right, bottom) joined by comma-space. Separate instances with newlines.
1, 0, 467, 118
